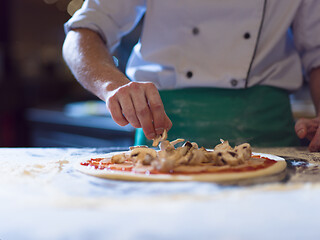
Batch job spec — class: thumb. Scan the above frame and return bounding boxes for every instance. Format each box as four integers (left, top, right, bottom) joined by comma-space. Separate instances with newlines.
295, 119, 307, 139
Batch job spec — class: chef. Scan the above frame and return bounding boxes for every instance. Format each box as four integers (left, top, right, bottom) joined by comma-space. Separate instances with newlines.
63, 0, 320, 151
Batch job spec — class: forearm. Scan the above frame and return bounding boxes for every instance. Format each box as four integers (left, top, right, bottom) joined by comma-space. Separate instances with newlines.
309, 66, 320, 116
62, 28, 130, 101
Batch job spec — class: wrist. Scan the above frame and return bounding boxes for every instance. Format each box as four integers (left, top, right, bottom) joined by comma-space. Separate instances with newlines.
99, 75, 130, 101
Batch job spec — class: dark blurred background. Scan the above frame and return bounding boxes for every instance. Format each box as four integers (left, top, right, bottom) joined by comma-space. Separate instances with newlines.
0, 0, 138, 147
0, 0, 314, 148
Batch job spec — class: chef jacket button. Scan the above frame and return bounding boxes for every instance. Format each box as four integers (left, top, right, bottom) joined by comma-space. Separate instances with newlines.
230, 79, 238, 87
244, 32, 251, 39
192, 27, 199, 35
186, 71, 193, 78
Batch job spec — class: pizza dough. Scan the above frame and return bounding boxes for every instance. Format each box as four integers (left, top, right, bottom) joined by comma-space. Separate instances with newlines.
75, 152, 287, 183
75, 133, 286, 183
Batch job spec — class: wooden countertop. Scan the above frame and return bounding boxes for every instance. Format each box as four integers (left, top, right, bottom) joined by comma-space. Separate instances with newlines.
0, 147, 319, 240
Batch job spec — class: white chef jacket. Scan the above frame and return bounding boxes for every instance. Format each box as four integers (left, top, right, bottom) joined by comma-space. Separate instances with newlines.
64, 0, 320, 91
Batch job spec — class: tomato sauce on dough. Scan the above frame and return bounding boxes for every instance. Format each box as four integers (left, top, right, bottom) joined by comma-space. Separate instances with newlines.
80, 155, 276, 175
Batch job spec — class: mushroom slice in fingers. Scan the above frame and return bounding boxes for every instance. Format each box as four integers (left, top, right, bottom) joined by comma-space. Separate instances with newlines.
152, 129, 168, 147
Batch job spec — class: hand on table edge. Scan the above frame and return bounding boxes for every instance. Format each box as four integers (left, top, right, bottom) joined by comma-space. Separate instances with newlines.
295, 116, 320, 152
295, 66, 320, 152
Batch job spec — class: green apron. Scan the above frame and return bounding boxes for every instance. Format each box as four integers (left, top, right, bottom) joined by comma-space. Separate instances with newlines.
135, 86, 299, 148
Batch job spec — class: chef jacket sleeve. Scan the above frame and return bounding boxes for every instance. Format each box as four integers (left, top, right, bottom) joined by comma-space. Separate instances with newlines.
292, 0, 320, 78
64, 0, 146, 52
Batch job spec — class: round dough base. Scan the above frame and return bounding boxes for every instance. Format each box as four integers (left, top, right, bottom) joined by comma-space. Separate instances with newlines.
75, 152, 287, 183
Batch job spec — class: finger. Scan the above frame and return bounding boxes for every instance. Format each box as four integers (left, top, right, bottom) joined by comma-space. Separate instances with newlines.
107, 96, 129, 126
164, 118, 172, 131
308, 125, 320, 152
130, 86, 156, 139
145, 85, 168, 135
305, 125, 319, 140
117, 89, 141, 128
295, 119, 308, 139
296, 118, 319, 140
164, 112, 173, 130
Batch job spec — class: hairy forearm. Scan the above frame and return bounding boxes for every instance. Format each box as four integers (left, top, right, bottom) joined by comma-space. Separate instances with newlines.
309, 66, 320, 116
62, 28, 130, 101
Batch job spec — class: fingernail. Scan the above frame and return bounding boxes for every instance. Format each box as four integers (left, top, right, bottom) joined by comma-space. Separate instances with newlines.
297, 129, 305, 137
155, 128, 164, 135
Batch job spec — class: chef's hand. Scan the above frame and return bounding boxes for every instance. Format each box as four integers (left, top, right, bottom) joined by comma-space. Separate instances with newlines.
295, 116, 320, 152
106, 81, 172, 140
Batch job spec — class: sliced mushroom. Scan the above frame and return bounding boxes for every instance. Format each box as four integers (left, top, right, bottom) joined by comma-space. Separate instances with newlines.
153, 149, 182, 172
110, 153, 128, 164
176, 141, 193, 156
198, 147, 212, 163
191, 142, 199, 149
171, 141, 197, 165
170, 138, 185, 147
175, 151, 192, 166
130, 148, 157, 165
142, 154, 155, 165
182, 141, 193, 148
188, 149, 207, 165
204, 151, 221, 165
214, 139, 232, 151
153, 156, 186, 172
234, 143, 252, 161
152, 129, 168, 147
152, 157, 175, 173
215, 150, 243, 166
129, 145, 148, 150
159, 140, 174, 151
128, 133, 252, 172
